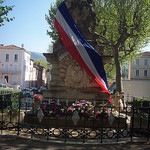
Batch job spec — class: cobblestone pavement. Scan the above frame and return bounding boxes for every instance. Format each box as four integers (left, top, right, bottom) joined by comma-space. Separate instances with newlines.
0, 135, 150, 150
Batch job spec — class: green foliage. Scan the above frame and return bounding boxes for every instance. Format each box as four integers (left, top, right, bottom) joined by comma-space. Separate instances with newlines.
134, 98, 150, 115
47, 44, 53, 53
104, 59, 116, 82
134, 98, 150, 108
0, 89, 21, 92
93, 0, 150, 92
0, 0, 14, 26
94, 0, 150, 58
45, 0, 63, 43
33, 58, 48, 70
0, 91, 21, 110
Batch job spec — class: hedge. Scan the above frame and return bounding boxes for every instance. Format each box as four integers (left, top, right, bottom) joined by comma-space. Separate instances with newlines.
0, 89, 21, 109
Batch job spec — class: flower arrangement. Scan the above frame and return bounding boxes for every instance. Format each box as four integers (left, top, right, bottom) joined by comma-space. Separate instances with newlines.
67, 100, 95, 117
41, 100, 65, 116
32, 94, 43, 103
39, 99, 119, 118
95, 107, 119, 118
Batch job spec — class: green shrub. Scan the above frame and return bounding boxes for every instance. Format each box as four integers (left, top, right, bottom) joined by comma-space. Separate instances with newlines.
134, 98, 150, 114
0, 90, 21, 110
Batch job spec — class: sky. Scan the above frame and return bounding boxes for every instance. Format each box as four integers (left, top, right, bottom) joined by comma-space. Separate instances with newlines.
0, 0, 150, 54
0, 0, 56, 53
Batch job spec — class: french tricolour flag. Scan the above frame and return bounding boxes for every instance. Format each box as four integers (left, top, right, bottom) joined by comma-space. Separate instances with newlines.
54, 1, 111, 100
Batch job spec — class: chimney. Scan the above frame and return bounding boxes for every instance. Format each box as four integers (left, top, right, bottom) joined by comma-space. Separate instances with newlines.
21, 44, 24, 48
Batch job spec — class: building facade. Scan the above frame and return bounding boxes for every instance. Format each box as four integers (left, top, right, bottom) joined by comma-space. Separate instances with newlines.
122, 52, 150, 99
0, 45, 34, 89
129, 52, 150, 80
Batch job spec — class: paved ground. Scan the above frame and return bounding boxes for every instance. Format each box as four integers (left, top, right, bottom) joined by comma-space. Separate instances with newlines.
0, 135, 150, 150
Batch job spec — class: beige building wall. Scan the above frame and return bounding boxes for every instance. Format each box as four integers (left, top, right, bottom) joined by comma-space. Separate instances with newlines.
130, 53, 150, 80
123, 80, 150, 100
124, 52, 150, 101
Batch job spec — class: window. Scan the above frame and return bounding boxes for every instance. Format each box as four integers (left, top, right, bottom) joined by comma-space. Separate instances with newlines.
14, 64, 18, 72
5, 54, 9, 62
5, 64, 9, 72
14, 54, 18, 62
135, 70, 139, 76
144, 70, 148, 77
12, 76, 18, 85
135, 59, 140, 65
4, 75, 9, 83
144, 59, 148, 66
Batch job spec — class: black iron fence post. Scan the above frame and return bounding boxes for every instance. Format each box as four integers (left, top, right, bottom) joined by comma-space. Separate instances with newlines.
17, 93, 21, 135
130, 97, 135, 142
100, 100, 104, 143
116, 102, 120, 142
147, 102, 150, 142
1, 94, 5, 134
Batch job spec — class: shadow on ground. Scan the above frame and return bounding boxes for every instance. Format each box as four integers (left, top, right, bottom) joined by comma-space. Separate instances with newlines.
0, 135, 150, 150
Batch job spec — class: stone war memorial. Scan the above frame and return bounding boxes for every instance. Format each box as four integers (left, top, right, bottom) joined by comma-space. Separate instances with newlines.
1, 0, 149, 144
44, 0, 112, 103
24, 0, 128, 130
31, 0, 129, 130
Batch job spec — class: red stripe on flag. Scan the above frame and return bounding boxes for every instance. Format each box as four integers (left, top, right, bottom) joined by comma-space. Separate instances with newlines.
54, 18, 111, 99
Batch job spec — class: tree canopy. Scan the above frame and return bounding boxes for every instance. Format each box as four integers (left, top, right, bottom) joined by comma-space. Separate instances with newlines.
0, 0, 14, 26
34, 59, 48, 71
45, 0, 63, 43
94, 0, 150, 55
94, 0, 150, 92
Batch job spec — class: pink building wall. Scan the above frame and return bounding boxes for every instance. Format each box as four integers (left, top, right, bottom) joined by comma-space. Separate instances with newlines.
0, 45, 32, 88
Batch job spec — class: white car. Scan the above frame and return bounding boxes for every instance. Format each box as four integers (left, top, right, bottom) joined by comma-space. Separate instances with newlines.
0, 84, 13, 90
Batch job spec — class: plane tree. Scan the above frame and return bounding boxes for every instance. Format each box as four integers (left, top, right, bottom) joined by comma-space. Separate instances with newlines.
94, 0, 150, 93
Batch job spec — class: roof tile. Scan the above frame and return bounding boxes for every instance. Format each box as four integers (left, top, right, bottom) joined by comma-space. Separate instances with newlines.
0, 45, 24, 50
142, 51, 150, 56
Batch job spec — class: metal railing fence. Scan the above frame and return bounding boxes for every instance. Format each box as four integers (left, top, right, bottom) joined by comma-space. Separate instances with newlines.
0, 94, 149, 144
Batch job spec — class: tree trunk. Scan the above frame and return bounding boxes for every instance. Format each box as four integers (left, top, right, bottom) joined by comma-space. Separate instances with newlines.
113, 47, 122, 93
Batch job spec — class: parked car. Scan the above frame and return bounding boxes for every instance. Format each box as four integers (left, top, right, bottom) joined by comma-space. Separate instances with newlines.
39, 86, 47, 94
21, 88, 32, 97
30, 87, 37, 91
30, 87, 38, 94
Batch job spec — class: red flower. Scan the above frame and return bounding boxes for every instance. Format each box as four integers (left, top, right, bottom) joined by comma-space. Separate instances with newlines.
32, 94, 43, 103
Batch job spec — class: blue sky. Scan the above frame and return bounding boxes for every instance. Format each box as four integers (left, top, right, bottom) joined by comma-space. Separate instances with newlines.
143, 43, 150, 52
0, 0, 56, 53
0, 0, 149, 53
